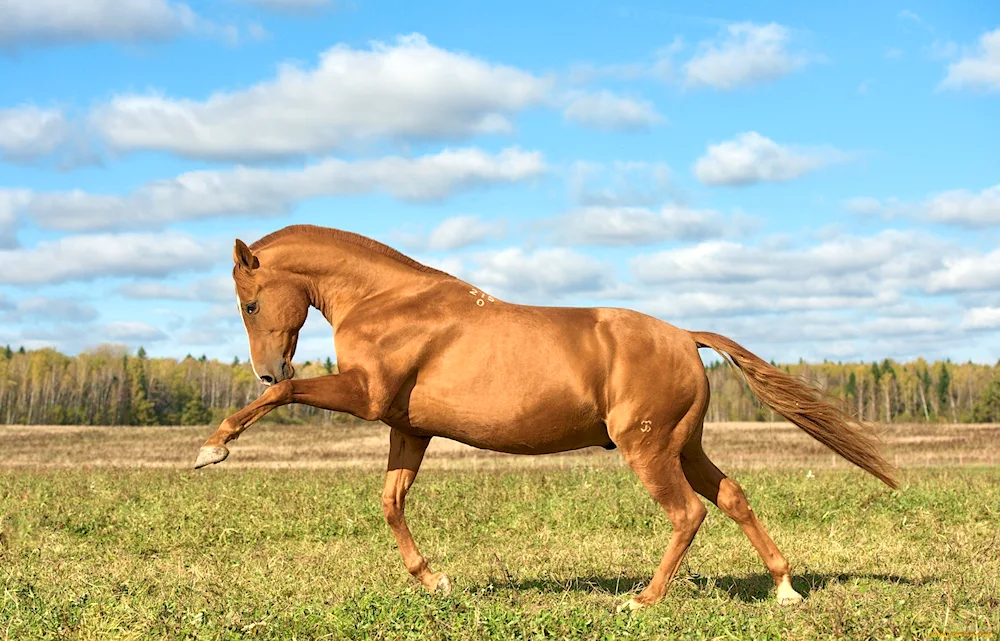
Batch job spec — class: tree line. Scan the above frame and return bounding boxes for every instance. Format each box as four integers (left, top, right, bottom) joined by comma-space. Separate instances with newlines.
1, 344, 999, 425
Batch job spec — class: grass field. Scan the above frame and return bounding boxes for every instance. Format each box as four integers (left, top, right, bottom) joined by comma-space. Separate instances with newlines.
1, 422, 998, 640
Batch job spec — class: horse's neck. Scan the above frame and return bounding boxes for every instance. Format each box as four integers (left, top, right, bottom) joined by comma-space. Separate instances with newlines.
261, 238, 442, 327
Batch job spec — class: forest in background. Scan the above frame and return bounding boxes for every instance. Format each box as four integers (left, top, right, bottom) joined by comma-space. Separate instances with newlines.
1, 343, 1000, 426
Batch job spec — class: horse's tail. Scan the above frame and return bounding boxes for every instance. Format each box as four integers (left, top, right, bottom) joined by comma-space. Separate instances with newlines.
690, 331, 898, 489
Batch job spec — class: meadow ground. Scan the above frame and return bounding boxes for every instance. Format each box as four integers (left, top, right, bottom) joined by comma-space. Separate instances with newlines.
0, 422, 998, 640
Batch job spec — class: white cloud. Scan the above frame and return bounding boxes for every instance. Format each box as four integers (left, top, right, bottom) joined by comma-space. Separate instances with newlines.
14, 147, 545, 232
0, 106, 69, 163
632, 230, 946, 288
959, 307, 1000, 330
561, 90, 662, 131
568, 160, 674, 207
694, 131, 849, 186
466, 247, 613, 300
116, 275, 235, 303
393, 216, 504, 252
925, 185, 1000, 227
0, 232, 218, 285
845, 196, 893, 215
0, 189, 30, 248
925, 248, 1000, 294
103, 321, 168, 342
91, 34, 550, 160
848, 184, 1000, 227
0, 0, 198, 49
940, 28, 1000, 92
897, 9, 921, 23
0, 296, 99, 322
424, 216, 504, 251
567, 38, 682, 85
558, 205, 727, 246
638, 290, 902, 320
684, 22, 810, 90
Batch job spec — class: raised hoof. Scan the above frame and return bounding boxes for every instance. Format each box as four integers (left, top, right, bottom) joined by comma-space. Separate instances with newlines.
194, 446, 230, 469
427, 572, 452, 595
616, 598, 645, 614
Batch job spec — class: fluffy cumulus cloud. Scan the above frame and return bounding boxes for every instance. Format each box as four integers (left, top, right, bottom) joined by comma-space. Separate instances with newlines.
0, 0, 198, 49
959, 307, 1000, 331
0, 232, 218, 285
631, 230, 945, 287
925, 185, 1000, 227
416, 216, 505, 251
0, 106, 70, 163
557, 205, 728, 246
694, 132, 849, 186
940, 28, 1000, 92
11, 147, 545, 232
925, 247, 1000, 294
466, 247, 613, 300
90, 34, 550, 160
561, 90, 663, 131
684, 22, 810, 90
847, 184, 1000, 227
600, 230, 970, 360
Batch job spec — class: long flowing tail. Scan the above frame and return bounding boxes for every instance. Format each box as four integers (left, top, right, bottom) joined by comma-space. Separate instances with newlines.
690, 331, 898, 489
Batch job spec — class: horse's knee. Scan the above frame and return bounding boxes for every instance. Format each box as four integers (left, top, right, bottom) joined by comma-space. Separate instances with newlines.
717, 478, 753, 523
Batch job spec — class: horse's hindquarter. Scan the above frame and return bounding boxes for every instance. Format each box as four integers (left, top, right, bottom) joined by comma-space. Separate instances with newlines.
406, 304, 613, 454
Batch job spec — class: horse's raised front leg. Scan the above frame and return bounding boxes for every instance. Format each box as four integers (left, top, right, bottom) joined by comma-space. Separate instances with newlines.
382, 428, 451, 594
194, 369, 377, 469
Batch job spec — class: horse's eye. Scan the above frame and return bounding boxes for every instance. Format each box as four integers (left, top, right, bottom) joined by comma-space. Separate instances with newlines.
245, 302, 258, 315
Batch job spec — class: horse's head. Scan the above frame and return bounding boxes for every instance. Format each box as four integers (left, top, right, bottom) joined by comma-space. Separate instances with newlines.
232, 239, 309, 385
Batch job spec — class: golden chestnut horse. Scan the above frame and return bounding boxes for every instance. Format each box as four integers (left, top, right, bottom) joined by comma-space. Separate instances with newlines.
194, 224, 896, 611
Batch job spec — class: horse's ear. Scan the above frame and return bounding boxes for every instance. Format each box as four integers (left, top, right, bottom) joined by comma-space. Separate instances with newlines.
233, 239, 259, 272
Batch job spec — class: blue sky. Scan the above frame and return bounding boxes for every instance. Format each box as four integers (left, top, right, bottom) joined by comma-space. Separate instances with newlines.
0, 0, 998, 365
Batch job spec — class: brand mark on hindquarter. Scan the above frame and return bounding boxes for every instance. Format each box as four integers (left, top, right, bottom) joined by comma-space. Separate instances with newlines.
640, 420, 652, 433
469, 288, 495, 307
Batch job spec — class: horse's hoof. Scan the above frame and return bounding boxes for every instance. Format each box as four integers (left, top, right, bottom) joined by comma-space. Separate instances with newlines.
194, 446, 229, 469
776, 587, 804, 606
425, 572, 452, 595
616, 598, 645, 613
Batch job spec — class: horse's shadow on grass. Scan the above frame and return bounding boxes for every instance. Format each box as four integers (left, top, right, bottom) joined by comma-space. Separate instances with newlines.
510, 572, 928, 602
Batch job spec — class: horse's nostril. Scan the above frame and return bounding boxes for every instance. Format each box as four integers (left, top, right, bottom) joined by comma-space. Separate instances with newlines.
260, 375, 275, 385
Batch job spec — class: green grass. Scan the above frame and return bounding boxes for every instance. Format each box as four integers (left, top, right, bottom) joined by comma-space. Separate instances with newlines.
1, 466, 998, 640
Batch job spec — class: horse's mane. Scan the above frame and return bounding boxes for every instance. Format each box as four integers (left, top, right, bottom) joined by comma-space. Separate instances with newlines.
250, 224, 451, 277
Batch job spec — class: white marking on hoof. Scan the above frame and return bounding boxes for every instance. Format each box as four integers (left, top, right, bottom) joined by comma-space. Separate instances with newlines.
617, 598, 645, 613
194, 446, 229, 469
476, 298, 485, 306
776, 578, 803, 606
640, 420, 652, 433
430, 573, 452, 595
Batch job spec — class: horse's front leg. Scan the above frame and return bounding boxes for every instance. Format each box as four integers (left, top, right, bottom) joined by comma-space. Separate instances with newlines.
194, 369, 377, 469
382, 428, 451, 594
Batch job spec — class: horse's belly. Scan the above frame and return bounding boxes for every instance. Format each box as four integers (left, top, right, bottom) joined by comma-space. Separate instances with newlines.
405, 380, 609, 454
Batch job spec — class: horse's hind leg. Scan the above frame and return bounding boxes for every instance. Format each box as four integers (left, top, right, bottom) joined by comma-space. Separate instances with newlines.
681, 443, 804, 605
611, 411, 708, 612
